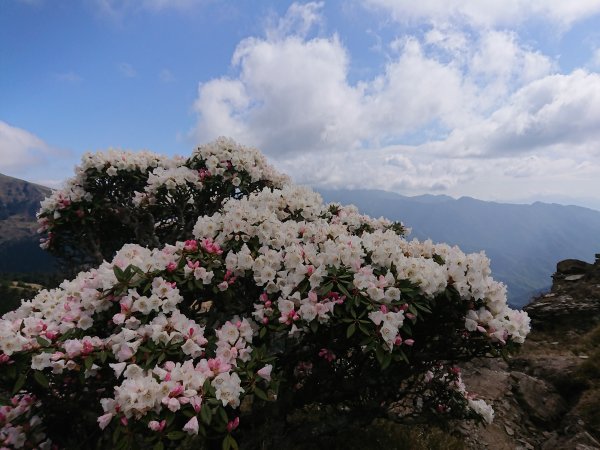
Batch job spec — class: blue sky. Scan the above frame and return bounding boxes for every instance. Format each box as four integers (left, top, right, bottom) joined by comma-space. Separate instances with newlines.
2, 0, 600, 210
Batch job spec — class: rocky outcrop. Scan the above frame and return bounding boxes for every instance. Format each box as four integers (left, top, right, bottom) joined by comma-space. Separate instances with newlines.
525, 255, 600, 330
459, 255, 600, 450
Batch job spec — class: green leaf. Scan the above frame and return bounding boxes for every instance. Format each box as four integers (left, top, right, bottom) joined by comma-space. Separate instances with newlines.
318, 282, 333, 296
153, 442, 165, 450
381, 352, 392, 370
259, 327, 267, 338
217, 407, 229, 424
398, 349, 409, 364
200, 404, 213, 425
337, 283, 351, 298
413, 302, 432, 314
166, 431, 186, 440
346, 323, 356, 338
36, 336, 50, 347
309, 321, 318, 334
33, 370, 49, 388
112, 425, 121, 444
222, 435, 232, 450
358, 323, 370, 336
254, 387, 268, 401
113, 265, 125, 282
432, 254, 445, 265
12, 373, 27, 394
84, 356, 94, 370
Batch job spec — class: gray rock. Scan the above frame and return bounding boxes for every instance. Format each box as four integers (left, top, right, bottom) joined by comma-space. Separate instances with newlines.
511, 372, 567, 427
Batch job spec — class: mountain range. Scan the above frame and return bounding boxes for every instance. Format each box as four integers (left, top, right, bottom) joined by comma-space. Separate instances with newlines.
0, 173, 57, 273
318, 189, 600, 307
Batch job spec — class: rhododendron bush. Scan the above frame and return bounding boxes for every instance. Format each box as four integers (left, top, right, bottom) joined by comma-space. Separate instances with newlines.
0, 139, 530, 449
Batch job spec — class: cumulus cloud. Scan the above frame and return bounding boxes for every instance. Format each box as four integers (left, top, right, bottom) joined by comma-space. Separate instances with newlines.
0, 121, 51, 172
192, 3, 558, 155
190, 2, 600, 208
434, 70, 600, 157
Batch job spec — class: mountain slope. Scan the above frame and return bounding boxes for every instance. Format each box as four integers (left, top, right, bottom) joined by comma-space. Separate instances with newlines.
0, 173, 57, 273
318, 189, 600, 307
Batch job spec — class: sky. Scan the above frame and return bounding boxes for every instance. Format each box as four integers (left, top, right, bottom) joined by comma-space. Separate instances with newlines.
2, 0, 600, 210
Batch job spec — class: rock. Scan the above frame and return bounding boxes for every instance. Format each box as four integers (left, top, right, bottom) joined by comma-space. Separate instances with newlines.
556, 259, 592, 276
557, 432, 600, 450
461, 361, 511, 402
565, 274, 586, 281
525, 294, 600, 330
511, 372, 567, 427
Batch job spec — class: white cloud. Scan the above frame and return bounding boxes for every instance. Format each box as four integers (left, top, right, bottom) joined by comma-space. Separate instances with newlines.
118, 62, 136, 78
192, 4, 557, 155
0, 121, 50, 172
190, 2, 600, 209
362, 0, 600, 29
434, 70, 600, 157
266, 1, 324, 40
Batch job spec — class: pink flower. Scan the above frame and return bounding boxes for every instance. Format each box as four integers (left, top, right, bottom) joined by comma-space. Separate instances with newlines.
112, 313, 126, 325
183, 416, 199, 435
97, 412, 113, 430
117, 344, 134, 361
190, 396, 202, 413
257, 364, 273, 382
166, 262, 177, 272
404, 339, 415, 346
148, 420, 166, 432
318, 348, 336, 362
184, 240, 198, 252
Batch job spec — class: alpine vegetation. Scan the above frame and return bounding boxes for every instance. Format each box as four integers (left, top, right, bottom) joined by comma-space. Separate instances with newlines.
0, 138, 530, 449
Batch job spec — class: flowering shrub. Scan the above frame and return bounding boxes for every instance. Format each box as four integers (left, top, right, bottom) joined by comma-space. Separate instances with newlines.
1, 139, 530, 448
37, 138, 289, 268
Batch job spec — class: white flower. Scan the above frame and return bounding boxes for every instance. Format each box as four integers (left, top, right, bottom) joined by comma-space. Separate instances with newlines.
257, 364, 272, 382
183, 416, 199, 435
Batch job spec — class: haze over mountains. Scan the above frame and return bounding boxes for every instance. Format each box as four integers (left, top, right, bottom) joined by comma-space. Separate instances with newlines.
319, 189, 600, 307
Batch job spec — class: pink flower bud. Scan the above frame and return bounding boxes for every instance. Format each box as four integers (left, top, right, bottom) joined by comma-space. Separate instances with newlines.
226, 417, 240, 433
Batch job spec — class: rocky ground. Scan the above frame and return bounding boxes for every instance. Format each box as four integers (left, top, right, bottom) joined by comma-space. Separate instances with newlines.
459, 255, 600, 450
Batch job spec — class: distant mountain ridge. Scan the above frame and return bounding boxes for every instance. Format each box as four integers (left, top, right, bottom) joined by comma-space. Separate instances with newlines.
0, 173, 57, 273
318, 189, 600, 307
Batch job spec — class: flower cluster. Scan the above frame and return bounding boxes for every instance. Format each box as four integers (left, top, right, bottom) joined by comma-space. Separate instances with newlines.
0, 394, 51, 449
36, 138, 289, 263
1, 139, 530, 448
